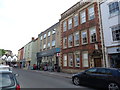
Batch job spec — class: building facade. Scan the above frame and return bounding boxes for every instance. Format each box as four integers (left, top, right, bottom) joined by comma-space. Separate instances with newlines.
100, 0, 120, 68
60, 1, 103, 73
18, 47, 24, 68
37, 22, 61, 71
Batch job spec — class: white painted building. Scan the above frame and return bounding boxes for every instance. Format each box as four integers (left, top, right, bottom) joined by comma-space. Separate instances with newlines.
100, 0, 120, 68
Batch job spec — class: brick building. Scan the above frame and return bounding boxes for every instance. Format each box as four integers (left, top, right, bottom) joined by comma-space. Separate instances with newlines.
60, 1, 103, 73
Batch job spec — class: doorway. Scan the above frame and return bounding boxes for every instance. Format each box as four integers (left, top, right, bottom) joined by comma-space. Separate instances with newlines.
94, 58, 102, 67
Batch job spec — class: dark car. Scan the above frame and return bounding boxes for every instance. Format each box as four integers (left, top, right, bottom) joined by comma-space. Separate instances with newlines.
72, 67, 120, 90
0, 71, 20, 90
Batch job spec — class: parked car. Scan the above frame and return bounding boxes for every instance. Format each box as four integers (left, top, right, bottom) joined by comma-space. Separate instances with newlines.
0, 70, 20, 90
0, 64, 12, 72
72, 67, 120, 90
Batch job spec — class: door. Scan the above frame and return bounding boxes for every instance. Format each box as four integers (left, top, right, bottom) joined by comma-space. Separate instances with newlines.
94, 58, 102, 67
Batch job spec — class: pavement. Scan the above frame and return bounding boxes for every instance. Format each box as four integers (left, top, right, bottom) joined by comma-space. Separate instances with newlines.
33, 70, 73, 79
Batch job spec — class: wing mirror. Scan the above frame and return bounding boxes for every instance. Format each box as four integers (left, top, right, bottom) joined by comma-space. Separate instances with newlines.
14, 73, 19, 77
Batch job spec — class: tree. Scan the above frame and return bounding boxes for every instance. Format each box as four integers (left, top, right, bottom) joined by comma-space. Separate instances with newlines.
1, 49, 6, 56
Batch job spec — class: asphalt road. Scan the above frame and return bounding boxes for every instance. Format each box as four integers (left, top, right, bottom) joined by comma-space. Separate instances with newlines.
13, 68, 95, 89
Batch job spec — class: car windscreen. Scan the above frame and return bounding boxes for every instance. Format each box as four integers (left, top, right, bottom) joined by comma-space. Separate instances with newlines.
0, 73, 15, 88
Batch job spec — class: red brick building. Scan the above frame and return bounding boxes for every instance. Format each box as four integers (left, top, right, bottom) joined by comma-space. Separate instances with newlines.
60, 1, 103, 73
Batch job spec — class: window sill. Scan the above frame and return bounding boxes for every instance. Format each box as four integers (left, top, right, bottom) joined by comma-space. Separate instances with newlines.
109, 12, 120, 19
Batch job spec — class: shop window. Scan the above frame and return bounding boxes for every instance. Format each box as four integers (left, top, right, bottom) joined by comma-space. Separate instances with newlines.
82, 51, 89, 67
63, 54, 67, 67
74, 51, 80, 67
68, 53, 73, 67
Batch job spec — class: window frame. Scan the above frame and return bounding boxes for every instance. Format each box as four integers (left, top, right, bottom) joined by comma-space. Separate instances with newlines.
80, 10, 86, 24
82, 51, 89, 67
63, 37, 67, 49
74, 31, 80, 46
74, 51, 80, 67
68, 18, 73, 30
89, 27, 97, 43
74, 14, 79, 27
68, 53, 73, 67
88, 5, 95, 20
63, 21, 67, 32
68, 34, 73, 47
81, 30, 88, 45
63, 54, 67, 67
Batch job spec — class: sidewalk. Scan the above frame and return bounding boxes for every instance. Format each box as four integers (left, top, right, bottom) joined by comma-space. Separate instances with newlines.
33, 70, 73, 79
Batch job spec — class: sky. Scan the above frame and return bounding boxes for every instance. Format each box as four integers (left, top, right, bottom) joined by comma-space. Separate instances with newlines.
0, 0, 80, 55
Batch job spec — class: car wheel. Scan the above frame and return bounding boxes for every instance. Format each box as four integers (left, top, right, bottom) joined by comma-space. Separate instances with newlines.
108, 83, 120, 90
73, 77, 80, 86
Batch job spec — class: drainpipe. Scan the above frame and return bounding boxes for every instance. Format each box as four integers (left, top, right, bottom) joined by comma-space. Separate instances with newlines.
98, 0, 107, 67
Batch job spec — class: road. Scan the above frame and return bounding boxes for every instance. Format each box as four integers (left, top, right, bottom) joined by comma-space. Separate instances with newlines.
13, 68, 95, 89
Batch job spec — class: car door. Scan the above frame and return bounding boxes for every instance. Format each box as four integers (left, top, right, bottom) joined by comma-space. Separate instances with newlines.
94, 68, 113, 88
80, 68, 98, 86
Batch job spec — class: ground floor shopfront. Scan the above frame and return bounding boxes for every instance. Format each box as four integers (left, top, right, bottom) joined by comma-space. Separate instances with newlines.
37, 48, 60, 71
61, 48, 103, 73
106, 46, 120, 68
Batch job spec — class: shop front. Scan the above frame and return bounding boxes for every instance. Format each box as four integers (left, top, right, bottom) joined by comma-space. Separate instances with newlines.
108, 47, 120, 68
37, 48, 60, 71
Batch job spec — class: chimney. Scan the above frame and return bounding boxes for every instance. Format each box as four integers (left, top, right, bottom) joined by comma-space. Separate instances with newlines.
32, 37, 35, 41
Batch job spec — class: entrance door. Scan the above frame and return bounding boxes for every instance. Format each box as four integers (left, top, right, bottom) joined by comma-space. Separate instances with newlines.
94, 58, 102, 67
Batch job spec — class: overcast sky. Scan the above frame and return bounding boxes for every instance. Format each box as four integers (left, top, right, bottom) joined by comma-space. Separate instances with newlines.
0, 0, 80, 55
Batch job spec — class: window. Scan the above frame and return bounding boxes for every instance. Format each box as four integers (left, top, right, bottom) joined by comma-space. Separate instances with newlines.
86, 68, 97, 74
48, 31, 51, 37
52, 34, 55, 41
97, 68, 112, 75
43, 44, 46, 49
47, 43, 50, 48
52, 40, 55, 46
44, 34, 46, 39
88, 5, 95, 20
74, 52, 80, 67
82, 51, 89, 67
68, 53, 73, 67
74, 14, 78, 27
63, 21, 67, 32
90, 27, 97, 43
80, 10, 86, 24
111, 25, 120, 41
40, 36, 43, 40
109, 2, 119, 16
63, 54, 67, 67
52, 29, 56, 34
68, 35, 73, 47
63, 37, 67, 49
68, 18, 72, 30
74, 32, 80, 46
81, 30, 87, 44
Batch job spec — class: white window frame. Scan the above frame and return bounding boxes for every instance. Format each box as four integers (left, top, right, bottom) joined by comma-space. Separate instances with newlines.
52, 29, 56, 34
48, 31, 51, 37
63, 37, 67, 49
89, 27, 97, 43
108, 1, 120, 17
63, 54, 67, 67
47, 42, 50, 48
63, 21, 67, 32
40, 36, 43, 40
74, 31, 80, 46
88, 5, 95, 20
80, 10, 86, 24
68, 18, 72, 30
74, 51, 80, 67
81, 30, 88, 44
52, 40, 55, 46
111, 25, 120, 42
68, 53, 73, 67
74, 14, 79, 27
82, 51, 89, 67
44, 34, 46, 39
43, 44, 46, 49
68, 35, 73, 47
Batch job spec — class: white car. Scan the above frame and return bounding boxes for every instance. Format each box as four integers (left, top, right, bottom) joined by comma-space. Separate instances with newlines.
0, 65, 12, 72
